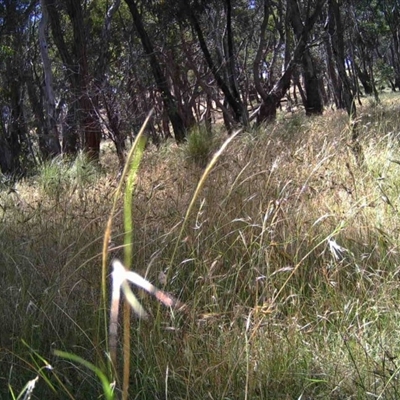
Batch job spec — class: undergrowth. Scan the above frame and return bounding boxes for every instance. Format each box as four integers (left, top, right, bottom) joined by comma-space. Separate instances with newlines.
2, 95, 400, 399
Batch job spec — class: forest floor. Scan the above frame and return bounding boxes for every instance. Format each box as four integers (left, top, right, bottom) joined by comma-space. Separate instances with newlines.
2, 93, 400, 399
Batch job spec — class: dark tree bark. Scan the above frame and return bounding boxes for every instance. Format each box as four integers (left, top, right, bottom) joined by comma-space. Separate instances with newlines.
38, 0, 62, 159
257, 0, 326, 123
95, 0, 127, 167
0, 1, 37, 175
66, 0, 101, 161
253, 0, 271, 103
289, 0, 323, 115
8, 73, 30, 173
164, 48, 197, 131
46, 0, 102, 160
224, 0, 248, 125
124, 0, 187, 143
354, 62, 373, 95
293, 68, 307, 106
179, 27, 237, 129
45, 0, 79, 155
380, 2, 400, 90
0, 132, 15, 175
25, 71, 50, 159
0, 92, 23, 175
187, 6, 248, 126
328, 0, 363, 164
327, 0, 355, 120
62, 103, 80, 155
96, 0, 121, 88
324, 32, 343, 108
348, 3, 373, 98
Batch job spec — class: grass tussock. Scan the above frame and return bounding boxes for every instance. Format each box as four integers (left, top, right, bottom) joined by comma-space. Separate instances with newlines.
184, 125, 217, 168
3, 94, 400, 398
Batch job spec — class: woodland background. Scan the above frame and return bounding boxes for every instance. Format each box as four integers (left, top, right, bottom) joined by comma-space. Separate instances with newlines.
1, 0, 399, 172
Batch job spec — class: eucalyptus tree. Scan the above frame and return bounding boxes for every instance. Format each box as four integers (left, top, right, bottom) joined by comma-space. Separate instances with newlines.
0, 0, 38, 175
327, 0, 355, 119
376, 0, 400, 89
289, 0, 324, 115
345, 0, 386, 104
124, 0, 188, 143
44, 0, 102, 160
168, 0, 250, 129
38, 0, 62, 158
2, 0, 398, 175
255, 0, 326, 122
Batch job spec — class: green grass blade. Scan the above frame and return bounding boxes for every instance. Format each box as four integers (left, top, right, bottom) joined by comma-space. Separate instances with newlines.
100, 109, 154, 383
54, 350, 114, 400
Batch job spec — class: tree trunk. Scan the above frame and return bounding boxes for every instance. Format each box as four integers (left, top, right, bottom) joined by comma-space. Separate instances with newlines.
96, 0, 121, 87
165, 48, 197, 131
67, 0, 101, 161
293, 69, 307, 106
257, 0, 326, 123
302, 51, 323, 115
224, 0, 248, 125
39, 0, 61, 159
47, 0, 101, 160
324, 34, 343, 108
328, 0, 355, 120
0, 134, 15, 175
46, 0, 79, 156
8, 77, 28, 174
188, 7, 248, 126
328, 0, 363, 164
253, 0, 271, 103
354, 62, 372, 95
25, 70, 48, 159
289, 0, 323, 115
257, 95, 279, 123
95, 0, 126, 165
124, 0, 186, 143
0, 1, 37, 175
178, 26, 237, 130
383, 3, 400, 91
62, 103, 79, 155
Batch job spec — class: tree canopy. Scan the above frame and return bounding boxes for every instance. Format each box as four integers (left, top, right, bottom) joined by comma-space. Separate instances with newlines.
0, 0, 398, 175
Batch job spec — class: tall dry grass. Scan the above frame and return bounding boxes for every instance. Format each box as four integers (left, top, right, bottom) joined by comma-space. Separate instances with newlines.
2, 94, 400, 399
